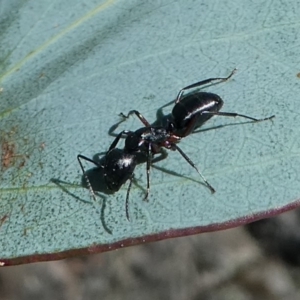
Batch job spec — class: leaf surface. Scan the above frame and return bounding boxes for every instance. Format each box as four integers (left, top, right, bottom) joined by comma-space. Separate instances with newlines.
0, 0, 299, 265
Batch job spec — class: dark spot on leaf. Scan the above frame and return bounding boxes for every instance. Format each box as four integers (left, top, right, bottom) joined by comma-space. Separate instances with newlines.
1, 140, 16, 169
0, 127, 29, 169
0, 215, 9, 228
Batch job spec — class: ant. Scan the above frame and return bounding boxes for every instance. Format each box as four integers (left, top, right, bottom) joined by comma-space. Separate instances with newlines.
78, 69, 274, 220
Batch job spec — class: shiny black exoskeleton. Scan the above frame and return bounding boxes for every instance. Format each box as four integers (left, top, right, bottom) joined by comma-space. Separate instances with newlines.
78, 69, 274, 220
77, 126, 174, 220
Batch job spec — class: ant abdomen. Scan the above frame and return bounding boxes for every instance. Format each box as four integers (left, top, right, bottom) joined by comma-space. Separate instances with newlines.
172, 92, 223, 133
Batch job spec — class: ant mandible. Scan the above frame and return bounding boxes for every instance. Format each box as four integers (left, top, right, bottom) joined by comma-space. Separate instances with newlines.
78, 69, 275, 220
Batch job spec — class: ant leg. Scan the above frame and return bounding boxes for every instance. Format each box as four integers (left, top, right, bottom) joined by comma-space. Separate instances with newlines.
176, 68, 237, 103
143, 142, 152, 202
119, 110, 151, 127
152, 148, 168, 164
77, 155, 103, 201
172, 144, 216, 194
108, 130, 132, 151
201, 111, 275, 122
125, 174, 134, 221
108, 114, 135, 137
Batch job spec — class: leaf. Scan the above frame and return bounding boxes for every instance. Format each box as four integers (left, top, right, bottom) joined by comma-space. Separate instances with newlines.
0, 0, 299, 266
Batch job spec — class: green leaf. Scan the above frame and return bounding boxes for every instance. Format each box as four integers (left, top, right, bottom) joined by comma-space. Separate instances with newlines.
1, 0, 299, 266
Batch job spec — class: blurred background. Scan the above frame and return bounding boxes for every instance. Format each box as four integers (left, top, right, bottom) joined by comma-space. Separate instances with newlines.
1, 209, 300, 300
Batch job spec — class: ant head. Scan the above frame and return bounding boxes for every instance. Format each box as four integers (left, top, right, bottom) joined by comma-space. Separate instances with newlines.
103, 148, 137, 191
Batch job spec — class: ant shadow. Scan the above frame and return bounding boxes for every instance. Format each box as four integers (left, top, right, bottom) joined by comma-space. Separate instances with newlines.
51, 161, 114, 234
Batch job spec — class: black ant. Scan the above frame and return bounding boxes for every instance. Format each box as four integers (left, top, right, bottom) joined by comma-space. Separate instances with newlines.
78, 69, 274, 220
